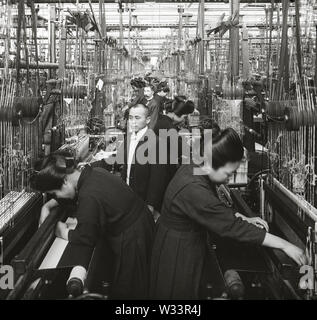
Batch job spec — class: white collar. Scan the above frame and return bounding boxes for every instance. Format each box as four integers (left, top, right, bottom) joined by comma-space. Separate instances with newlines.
131, 126, 148, 140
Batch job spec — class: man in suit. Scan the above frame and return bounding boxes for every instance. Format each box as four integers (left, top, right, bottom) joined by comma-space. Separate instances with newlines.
155, 81, 170, 114
119, 104, 168, 217
141, 84, 160, 130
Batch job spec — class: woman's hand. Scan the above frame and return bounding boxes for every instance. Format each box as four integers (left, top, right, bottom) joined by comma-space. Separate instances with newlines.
38, 199, 59, 228
235, 213, 269, 232
39, 205, 50, 228
282, 243, 307, 266
153, 210, 160, 223
55, 221, 69, 240
262, 233, 308, 266
246, 217, 269, 232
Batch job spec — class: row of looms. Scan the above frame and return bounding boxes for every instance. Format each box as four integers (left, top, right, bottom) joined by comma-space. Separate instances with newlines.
0, 0, 317, 300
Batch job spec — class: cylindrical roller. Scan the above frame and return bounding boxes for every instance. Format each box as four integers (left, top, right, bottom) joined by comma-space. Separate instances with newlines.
66, 265, 87, 298
14, 97, 42, 118
224, 269, 245, 300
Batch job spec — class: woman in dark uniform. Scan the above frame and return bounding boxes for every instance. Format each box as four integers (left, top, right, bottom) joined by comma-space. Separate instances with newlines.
149, 127, 307, 299
30, 151, 155, 299
153, 96, 195, 135
153, 96, 195, 185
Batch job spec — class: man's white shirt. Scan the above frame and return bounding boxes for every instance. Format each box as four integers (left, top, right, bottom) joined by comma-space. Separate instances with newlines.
126, 126, 148, 185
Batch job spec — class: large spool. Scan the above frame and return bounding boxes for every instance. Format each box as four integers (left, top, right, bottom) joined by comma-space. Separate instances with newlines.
14, 96, 42, 119
0, 97, 42, 123
284, 107, 317, 131
284, 107, 301, 131
66, 265, 87, 298
62, 85, 88, 99
222, 82, 244, 99
0, 107, 16, 122
265, 100, 298, 117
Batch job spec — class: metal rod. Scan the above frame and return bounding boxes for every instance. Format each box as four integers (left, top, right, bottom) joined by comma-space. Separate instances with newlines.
271, 177, 317, 223
33, 0, 279, 3
0, 61, 88, 70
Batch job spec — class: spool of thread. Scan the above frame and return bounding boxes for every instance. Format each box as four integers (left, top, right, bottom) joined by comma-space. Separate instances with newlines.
266, 100, 298, 118
66, 265, 87, 298
284, 107, 300, 131
266, 101, 284, 117
283, 107, 317, 131
63, 85, 88, 99
101, 281, 110, 299
224, 269, 245, 300
206, 283, 213, 300
307, 108, 315, 126
222, 84, 244, 99
0, 107, 15, 122
14, 97, 42, 119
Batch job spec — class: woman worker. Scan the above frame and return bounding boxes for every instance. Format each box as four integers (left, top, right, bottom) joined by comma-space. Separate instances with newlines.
30, 150, 155, 299
153, 96, 195, 184
153, 95, 195, 135
149, 126, 307, 299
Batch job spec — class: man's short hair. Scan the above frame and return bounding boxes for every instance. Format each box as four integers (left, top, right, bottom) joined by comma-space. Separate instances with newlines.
129, 103, 150, 117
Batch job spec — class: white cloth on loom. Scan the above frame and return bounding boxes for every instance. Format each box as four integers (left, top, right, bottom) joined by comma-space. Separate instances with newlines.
39, 218, 77, 270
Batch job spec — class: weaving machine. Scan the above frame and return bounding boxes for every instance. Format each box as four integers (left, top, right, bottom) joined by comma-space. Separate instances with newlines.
4, 205, 112, 300
0, 0, 144, 300
210, 180, 317, 300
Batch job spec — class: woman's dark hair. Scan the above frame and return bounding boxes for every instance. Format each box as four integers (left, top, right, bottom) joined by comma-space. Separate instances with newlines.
163, 99, 174, 113
199, 118, 220, 137
206, 127, 244, 169
130, 78, 146, 89
157, 81, 170, 93
172, 96, 195, 117
30, 150, 77, 193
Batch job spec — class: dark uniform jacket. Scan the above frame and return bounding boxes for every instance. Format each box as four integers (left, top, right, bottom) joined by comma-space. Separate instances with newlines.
149, 164, 266, 299
153, 114, 175, 135
153, 114, 182, 183
140, 96, 160, 130
67, 165, 155, 299
154, 94, 170, 114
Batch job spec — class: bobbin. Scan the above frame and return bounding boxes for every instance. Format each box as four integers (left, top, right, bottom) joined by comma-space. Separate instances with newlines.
14, 96, 42, 119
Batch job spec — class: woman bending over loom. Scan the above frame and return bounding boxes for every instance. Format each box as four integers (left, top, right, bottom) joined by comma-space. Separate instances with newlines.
30, 151, 155, 299
149, 126, 307, 300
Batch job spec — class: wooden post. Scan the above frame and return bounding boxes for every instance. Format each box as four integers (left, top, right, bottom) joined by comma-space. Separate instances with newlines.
315, 24, 317, 87
99, 0, 106, 73
58, 22, 67, 79
4, 1, 12, 78
199, 0, 205, 75
128, 5, 132, 73
229, 0, 240, 79
294, 0, 302, 78
118, 1, 124, 74
241, 22, 250, 80
48, 4, 56, 79
177, 5, 184, 93
278, 0, 290, 97
267, 1, 274, 90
